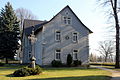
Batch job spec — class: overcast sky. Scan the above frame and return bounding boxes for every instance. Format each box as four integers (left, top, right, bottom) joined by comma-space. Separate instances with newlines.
0, 0, 115, 55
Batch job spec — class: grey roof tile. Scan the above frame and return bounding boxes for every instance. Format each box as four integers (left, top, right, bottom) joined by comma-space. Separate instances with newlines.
23, 19, 47, 35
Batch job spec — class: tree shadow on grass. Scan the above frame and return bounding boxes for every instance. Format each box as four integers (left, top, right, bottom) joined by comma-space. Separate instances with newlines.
5, 74, 111, 80
43, 67, 96, 71
6, 74, 14, 77
27, 75, 111, 80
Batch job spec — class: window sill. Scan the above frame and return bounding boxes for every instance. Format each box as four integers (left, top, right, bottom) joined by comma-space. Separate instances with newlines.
64, 24, 72, 26
73, 59, 78, 61
72, 41, 78, 43
55, 59, 61, 61
55, 40, 61, 42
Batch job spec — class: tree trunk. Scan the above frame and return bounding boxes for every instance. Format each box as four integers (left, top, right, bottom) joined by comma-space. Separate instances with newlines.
113, 0, 120, 68
115, 24, 119, 68
105, 54, 108, 62
5, 57, 8, 64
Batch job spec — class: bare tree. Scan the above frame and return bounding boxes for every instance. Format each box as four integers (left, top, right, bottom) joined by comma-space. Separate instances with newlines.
97, 41, 115, 62
15, 8, 37, 30
97, 0, 120, 68
15, 8, 37, 63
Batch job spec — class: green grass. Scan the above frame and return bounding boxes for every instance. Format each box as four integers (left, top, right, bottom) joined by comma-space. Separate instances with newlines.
0, 65, 111, 80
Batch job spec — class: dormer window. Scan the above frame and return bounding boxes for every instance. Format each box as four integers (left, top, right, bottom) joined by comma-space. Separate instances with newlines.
63, 17, 71, 25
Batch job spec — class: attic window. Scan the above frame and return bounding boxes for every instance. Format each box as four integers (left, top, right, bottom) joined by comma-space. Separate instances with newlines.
63, 17, 71, 25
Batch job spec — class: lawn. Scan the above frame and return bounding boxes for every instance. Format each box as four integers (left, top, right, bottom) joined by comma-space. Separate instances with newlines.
0, 65, 111, 80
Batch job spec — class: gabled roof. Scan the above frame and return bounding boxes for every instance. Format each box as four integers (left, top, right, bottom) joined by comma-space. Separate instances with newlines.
49, 5, 93, 33
23, 5, 93, 36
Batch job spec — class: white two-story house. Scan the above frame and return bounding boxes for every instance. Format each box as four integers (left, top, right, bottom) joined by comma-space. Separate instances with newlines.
22, 5, 92, 66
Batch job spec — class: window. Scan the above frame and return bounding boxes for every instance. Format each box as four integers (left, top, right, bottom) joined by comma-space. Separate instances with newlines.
29, 53, 31, 58
63, 17, 71, 25
73, 33, 78, 42
64, 17, 67, 24
55, 49, 61, 60
73, 50, 78, 60
55, 31, 61, 41
67, 17, 71, 24
29, 52, 31, 58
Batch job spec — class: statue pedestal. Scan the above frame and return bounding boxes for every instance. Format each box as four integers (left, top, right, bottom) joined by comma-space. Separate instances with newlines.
30, 56, 36, 69
19, 60, 22, 64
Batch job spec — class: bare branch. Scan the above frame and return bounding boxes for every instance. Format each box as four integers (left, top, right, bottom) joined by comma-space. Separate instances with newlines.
15, 8, 37, 30
110, 0, 114, 9
97, 41, 115, 62
96, 0, 120, 67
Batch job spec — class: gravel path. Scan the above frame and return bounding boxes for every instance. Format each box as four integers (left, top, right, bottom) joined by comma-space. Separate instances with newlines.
92, 66, 120, 80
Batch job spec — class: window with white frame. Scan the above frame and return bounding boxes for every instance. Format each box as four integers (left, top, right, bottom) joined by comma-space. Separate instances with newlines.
55, 49, 61, 60
73, 50, 78, 60
73, 32, 78, 42
55, 31, 61, 41
63, 16, 71, 25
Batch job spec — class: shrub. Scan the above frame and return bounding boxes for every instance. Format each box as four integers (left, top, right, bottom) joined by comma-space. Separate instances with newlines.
67, 54, 72, 66
25, 65, 42, 75
13, 68, 30, 77
51, 60, 62, 67
78, 60, 82, 65
73, 60, 79, 66
0, 62, 5, 66
13, 65, 42, 77
86, 64, 90, 68
33, 65, 42, 75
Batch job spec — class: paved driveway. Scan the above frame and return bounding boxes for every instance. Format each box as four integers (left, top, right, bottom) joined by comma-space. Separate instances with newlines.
92, 66, 120, 80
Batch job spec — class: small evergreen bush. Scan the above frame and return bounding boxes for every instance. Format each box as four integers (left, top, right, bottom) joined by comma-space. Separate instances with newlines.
51, 60, 62, 67
33, 65, 42, 75
0, 62, 5, 66
78, 60, 82, 65
13, 65, 42, 77
73, 60, 79, 66
26, 65, 42, 75
13, 68, 30, 77
67, 54, 72, 66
